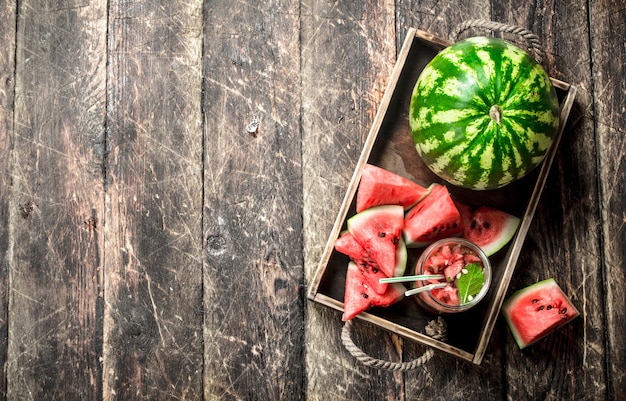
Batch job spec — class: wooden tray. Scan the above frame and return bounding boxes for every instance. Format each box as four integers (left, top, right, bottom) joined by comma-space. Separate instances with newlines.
307, 28, 578, 365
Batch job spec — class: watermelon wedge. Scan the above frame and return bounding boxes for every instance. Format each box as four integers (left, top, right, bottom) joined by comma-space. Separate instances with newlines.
342, 261, 405, 321
503, 278, 579, 349
403, 184, 462, 247
460, 204, 520, 256
356, 164, 430, 212
334, 231, 389, 295
347, 205, 405, 277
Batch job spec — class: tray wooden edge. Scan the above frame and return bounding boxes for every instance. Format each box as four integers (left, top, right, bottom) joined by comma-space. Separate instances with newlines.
311, 293, 475, 362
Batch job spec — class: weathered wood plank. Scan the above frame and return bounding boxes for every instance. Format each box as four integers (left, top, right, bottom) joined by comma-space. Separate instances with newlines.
302, 1, 411, 399
589, 0, 626, 399
7, 1, 107, 400
103, 1, 204, 399
0, 0, 16, 399
491, 2, 606, 400
201, 1, 305, 399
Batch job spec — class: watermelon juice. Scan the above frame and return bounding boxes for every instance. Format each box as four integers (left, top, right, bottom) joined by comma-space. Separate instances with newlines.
413, 238, 491, 314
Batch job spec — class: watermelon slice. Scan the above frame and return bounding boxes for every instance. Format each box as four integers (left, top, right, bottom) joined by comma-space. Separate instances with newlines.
356, 164, 430, 212
334, 231, 388, 295
460, 204, 520, 256
347, 205, 405, 277
342, 261, 405, 321
403, 184, 462, 247
503, 278, 579, 349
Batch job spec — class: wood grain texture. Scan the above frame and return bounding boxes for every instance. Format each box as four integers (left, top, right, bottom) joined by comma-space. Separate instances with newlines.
8, 1, 107, 400
202, 1, 305, 399
589, 0, 626, 399
103, 1, 204, 399
396, 0, 490, 47
0, 0, 621, 399
0, 1, 16, 399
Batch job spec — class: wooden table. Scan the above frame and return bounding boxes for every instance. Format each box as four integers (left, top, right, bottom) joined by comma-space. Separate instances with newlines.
0, 1, 623, 400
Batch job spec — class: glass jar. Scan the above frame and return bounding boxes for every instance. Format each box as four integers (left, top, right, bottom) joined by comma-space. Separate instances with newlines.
413, 238, 492, 314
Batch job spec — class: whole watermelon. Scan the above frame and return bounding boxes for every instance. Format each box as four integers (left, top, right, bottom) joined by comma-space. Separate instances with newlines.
410, 37, 560, 190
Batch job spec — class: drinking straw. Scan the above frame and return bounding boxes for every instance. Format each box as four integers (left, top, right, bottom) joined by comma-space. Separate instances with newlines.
379, 274, 445, 284
404, 283, 449, 297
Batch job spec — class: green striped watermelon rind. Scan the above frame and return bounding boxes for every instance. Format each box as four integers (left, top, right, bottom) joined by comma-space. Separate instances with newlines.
410, 36, 561, 190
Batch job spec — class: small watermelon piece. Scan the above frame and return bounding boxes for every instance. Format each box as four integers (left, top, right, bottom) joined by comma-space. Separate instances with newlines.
503, 278, 579, 349
356, 164, 430, 212
342, 261, 405, 321
430, 283, 459, 306
403, 184, 462, 247
462, 205, 520, 256
334, 231, 388, 295
347, 205, 405, 277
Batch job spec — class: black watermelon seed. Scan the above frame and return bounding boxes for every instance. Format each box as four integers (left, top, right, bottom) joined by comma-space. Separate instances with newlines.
483, 221, 491, 229
547, 305, 553, 310
470, 220, 477, 229
538, 306, 545, 311
362, 293, 368, 298
560, 308, 567, 314
532, 299, 539, 303
378, 232, 386, 238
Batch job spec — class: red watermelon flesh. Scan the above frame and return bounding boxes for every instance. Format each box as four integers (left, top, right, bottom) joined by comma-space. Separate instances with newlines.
503, 278, 579, 349
334, 231, 389, 295
430, 284, 459, 306
356, 164, 430, 212
403, 184, 462, 247
455, 201, 473, 233
342, 261, 405, 321
462, 205, 520, 256
347, 205, 405, 278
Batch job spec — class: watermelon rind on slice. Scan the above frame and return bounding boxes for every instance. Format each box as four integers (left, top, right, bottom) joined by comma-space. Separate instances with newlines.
403, 184, 462, 247
502, 278, 579, 349
394, 237, 408, 277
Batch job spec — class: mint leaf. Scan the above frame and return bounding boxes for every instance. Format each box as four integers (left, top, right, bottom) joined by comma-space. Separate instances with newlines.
456, 262, 485, 304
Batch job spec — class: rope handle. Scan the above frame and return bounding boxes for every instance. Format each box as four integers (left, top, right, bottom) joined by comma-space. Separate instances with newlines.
341, 317, 447, 371
452, 19, 544, 63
